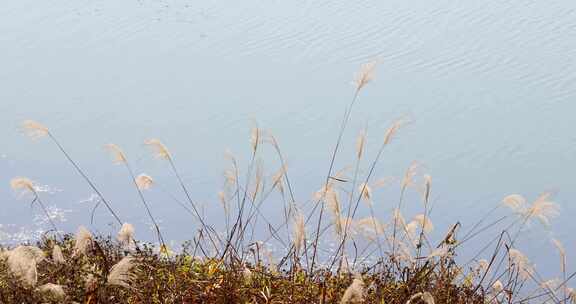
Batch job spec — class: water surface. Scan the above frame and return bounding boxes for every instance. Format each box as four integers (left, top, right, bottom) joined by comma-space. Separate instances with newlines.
1, 0, 575, 271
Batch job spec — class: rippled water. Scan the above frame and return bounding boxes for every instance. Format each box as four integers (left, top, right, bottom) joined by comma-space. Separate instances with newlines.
1, 0, 575, 270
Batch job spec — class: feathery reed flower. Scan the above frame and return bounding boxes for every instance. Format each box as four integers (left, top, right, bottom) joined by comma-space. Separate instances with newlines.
293, 211, 305, 256
242, 266, 253, 283
356, 129, 366, 159
224, 169, 237, 186
422, 174, 432, 203
413, 214, 434, 234
340, 274, 364, 303
476, 259, 489, 275
358, 182, 372, 202
552, 239, 566, 273
118, 223, 135, 248
73, 226, 93, 256
135, 174, 154, 190
526, 192, 559, 226
427, 246, 450, 259
393, 208, 407, 231
21, 120, 49, 139
568, 288, 576, 304
356, 217, 385, 237
401, 162, 419, 191
107, 256, 137, 288
383, 119, 405, 146
492, 280, 504, 293
502, 194, 526, 213
250, 127, 260, 154
353, 60, 378, 92
10, 177, 36, 196
406, 292, 435, 304
104, 144, 127, 164
271, 165, 287, 194
52, 245, 65, 264
508, 248, 533, 280
144, 139, 171, 160
37, 283, 66, 300
6, 246, 45, 287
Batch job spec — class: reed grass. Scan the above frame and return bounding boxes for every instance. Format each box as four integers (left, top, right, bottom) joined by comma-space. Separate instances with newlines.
1, 61, 573, 303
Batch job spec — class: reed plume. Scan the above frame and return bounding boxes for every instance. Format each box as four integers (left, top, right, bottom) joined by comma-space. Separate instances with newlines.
107, 256, 137, 288
144, 139, 171, 160
73, 226, 93, 256
552, 238, 567, 302
400, 161, 419, 191
118, 223, 135, 248
104, 143, 128, 164
413, 214, 434, 234
406, 292, 435, 304
5, 246, 45, 287
568, 288, 576, 304
293, 211, 306, 257
52, 244, 65, 264
21, 120, 49, 139
358, 182, 372, 203
10, 177, 35, 195
353, 60, 378, 92
492, 280, 503, 293
502, 194, 526, 213
526, 192, 559, 226
508, 248, 533, 280
340, 274, 364, 303
250, 126, 261, 154
355, 129, 366, 159
135, 174, 154, 190
37, 283, 66, 300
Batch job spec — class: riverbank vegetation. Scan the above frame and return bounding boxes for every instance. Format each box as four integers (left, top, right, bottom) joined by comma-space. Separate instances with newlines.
1, 62, 573, 303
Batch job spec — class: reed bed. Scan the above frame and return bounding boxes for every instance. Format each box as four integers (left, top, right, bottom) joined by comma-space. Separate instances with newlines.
1, 62, 573, 303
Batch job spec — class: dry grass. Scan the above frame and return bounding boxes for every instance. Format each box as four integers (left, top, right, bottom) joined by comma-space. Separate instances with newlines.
1, 61, 573, 303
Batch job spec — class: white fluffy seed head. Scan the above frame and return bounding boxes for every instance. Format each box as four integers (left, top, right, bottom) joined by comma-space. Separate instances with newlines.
135, 174, 154, 190
104, 144, 127, 164
568, 288, 576, 304
502, 194, 526, 213
508, 249, 533, 280
401, 162, 419, 191
413, 214, 434, 234
144, 139, 171, 160
353, 60, 378, 92
406, 292, 435, 304
117, 223, 135, 248
37, 283, 66, 300
526, 192, 559, 226
492, 280, 504, 293
52, 245, 65, 264
73, 226, 93, 256
356, 129, 366, 159
358, 183, 372, 202
293, 211, 306, 256
10, 177, 36, 196
21, 120, 49, 139
107, 256, 137, 288
340, 274, 364, 304
6, 246, 45, 287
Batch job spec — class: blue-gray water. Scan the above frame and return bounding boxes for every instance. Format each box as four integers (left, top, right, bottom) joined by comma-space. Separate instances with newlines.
1, 0, 575, 273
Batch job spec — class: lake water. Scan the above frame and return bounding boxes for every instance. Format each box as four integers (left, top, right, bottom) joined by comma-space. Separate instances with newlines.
1, 0, 575, 272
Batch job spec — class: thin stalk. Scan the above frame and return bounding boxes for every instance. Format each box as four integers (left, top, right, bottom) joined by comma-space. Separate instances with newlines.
310, 89, 361, 273
47, 132, 122, 225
